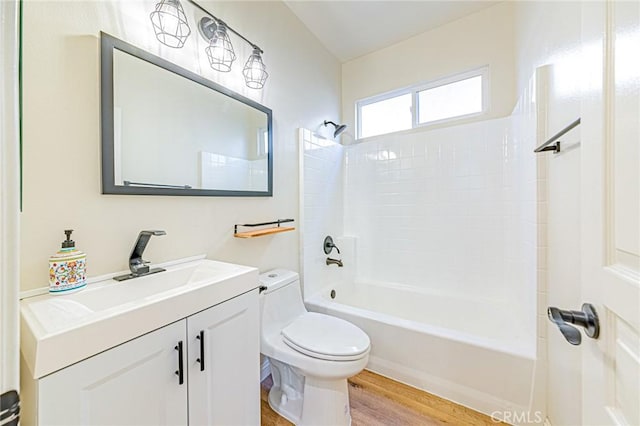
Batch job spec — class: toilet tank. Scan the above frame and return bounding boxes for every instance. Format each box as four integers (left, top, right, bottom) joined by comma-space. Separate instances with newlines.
259, 269, 307, 336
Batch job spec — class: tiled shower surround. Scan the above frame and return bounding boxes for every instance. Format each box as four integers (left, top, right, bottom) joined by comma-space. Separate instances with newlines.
303, 108, 537, 337
345, 117, 535, 304
301, 80, 541, 418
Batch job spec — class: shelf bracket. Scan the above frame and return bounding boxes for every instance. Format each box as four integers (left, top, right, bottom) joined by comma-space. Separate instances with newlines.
234, 219, 295, 238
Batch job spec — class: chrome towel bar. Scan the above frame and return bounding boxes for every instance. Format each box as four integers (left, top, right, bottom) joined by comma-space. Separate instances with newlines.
123, 181, 192, 189
534, 118, 581, 154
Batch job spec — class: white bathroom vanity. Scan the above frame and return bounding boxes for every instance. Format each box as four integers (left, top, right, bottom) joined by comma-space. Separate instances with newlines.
20, 257, 260, 426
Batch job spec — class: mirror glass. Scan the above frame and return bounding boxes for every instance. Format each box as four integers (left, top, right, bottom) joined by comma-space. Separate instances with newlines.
101, 33, 272, 196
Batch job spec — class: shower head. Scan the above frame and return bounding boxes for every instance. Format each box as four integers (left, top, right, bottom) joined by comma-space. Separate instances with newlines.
334, 124, 347, 137
324, 120, 348, 138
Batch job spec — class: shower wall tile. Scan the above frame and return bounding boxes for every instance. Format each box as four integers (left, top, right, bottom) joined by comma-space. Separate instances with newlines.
300, 129, 346, 298
344, 116, 534, 304
510, 71, 540, 344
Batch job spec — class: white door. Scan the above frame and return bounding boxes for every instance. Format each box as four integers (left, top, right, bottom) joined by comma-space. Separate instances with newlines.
39, 321, 188, 426
187, 290, 260, 426
0, 0, 22, 424
580, 1, 640, 425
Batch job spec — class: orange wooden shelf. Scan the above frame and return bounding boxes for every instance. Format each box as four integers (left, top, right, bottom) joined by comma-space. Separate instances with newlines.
234, 226, 295, 238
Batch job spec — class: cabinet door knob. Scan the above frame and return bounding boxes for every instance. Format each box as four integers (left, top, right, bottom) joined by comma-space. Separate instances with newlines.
174, 341, 184, 385
196, 330, 205, 372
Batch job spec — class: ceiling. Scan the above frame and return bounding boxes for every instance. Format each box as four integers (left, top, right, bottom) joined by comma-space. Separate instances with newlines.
284, 1, 500, 62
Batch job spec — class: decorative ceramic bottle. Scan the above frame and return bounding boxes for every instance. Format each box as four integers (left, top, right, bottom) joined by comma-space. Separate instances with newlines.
49, 229, 87, 294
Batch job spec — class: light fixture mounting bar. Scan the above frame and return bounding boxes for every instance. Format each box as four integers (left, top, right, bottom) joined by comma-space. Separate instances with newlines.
187, 0, 263, 53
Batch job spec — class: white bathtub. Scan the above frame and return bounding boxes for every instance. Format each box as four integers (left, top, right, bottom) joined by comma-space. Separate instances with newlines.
305, 281, 537, 417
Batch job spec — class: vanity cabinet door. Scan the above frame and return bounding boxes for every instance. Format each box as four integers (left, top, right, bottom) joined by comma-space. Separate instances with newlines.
187, 289, 260, 426
38, 320, 188, 426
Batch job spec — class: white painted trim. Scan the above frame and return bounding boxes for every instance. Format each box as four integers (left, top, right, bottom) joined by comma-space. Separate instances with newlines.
0, 0, 21, 394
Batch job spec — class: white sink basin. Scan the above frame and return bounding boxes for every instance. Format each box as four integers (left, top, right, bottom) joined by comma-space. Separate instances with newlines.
37, 260, 244, 313
21, 256, 258, 378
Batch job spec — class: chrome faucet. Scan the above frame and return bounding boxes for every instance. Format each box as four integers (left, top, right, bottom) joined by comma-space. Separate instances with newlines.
114, 230, 166, 281
326, 257, 343, 267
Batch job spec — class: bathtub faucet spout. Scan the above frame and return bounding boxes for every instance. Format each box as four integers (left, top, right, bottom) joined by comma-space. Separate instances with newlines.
326, 257, 343, 267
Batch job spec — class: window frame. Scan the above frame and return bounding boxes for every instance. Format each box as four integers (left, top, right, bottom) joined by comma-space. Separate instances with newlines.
356, 66, 489, 140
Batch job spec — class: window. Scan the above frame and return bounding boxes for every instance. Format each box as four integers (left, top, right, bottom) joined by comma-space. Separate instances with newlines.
417, 75, 483, 124
359, 93, 412, 139
357, 67, 488, 139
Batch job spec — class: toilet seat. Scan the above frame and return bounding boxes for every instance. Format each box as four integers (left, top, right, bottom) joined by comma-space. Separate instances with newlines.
281, 312, 370, 361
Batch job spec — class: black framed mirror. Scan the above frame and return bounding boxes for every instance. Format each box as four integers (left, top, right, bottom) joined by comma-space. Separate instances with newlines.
101, 32, 273, 196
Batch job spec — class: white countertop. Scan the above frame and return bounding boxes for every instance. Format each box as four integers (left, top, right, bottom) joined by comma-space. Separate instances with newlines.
21, 257, 258, 379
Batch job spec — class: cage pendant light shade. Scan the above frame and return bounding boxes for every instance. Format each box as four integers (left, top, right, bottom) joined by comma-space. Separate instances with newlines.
243, 48, 268, 89
205, 23, 236, 72
150, 0, 191, 48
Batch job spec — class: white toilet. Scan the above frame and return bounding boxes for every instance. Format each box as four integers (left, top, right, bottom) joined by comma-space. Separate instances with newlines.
259, 269, 370, 426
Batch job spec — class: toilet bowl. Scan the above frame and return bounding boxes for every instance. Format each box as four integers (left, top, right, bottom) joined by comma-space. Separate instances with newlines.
259, 270, 370, 426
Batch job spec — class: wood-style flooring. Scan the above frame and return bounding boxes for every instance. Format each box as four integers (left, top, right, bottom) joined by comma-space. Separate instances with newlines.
261, 369, 505, 426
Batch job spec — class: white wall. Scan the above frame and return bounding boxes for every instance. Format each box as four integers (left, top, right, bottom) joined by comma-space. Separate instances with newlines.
341, 2, 515, 142
20, 0, 341, 291
514, 2, 584, 426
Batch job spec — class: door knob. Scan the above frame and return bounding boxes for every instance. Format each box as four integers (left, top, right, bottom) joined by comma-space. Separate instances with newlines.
547, 303, 600, 345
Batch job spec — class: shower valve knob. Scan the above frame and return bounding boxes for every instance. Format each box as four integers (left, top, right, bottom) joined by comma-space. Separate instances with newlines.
323, 236, 340, 255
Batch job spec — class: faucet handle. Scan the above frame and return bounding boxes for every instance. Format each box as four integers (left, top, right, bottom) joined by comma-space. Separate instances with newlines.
323, 236, 341, 255
114, 231, 166, 281
129, 230, 166, 275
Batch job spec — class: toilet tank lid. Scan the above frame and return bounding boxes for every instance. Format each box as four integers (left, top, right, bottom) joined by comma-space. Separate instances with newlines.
259, 269, 299, 293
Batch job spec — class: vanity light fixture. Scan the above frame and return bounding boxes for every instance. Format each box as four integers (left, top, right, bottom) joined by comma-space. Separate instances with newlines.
204, 21, 236, 72
150, 0, 191, 48
196, 12, 268, 88
150, 0, 269, 89
243, 47, 269, 89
